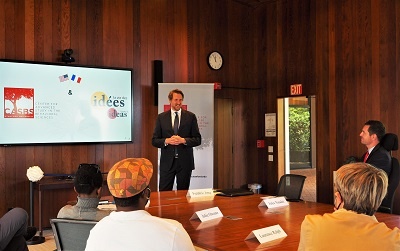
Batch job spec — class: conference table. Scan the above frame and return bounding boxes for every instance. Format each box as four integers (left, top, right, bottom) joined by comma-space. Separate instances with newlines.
137, 190, 400, 251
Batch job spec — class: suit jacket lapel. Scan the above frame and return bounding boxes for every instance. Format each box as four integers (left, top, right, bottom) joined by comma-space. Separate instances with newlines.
179, 110, 188, 132
165, 110, 174, 133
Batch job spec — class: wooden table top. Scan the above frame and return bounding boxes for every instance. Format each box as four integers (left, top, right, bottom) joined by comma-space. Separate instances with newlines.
144, 190, 400, 251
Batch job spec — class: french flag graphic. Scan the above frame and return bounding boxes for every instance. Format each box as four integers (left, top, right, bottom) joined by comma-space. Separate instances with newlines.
71, 74, 82, 84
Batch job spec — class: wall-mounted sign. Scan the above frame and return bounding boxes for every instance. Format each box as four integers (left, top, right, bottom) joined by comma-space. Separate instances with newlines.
265, 113, 276, 137
290, 84, 302, 95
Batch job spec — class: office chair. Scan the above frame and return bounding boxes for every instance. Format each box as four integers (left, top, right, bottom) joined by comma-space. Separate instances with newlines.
378, 133, 400, 214
50, 218, 97, 251
276, 174, 306, 201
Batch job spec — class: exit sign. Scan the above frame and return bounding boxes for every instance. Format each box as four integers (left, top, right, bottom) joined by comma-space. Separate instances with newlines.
290, 84, 302, 95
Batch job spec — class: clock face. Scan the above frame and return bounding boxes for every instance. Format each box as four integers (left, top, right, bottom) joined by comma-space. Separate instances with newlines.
208, 51, 223, 70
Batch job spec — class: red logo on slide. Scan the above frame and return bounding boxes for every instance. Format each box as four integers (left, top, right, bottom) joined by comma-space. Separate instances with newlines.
4, 87, 34, 118
108, 108, 117, 119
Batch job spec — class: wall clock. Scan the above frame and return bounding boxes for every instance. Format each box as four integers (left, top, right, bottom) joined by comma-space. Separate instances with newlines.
208, 51, 223, 70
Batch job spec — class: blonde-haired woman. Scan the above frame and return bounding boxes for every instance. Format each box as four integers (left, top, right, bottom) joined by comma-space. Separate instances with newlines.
298, 162, 400, 250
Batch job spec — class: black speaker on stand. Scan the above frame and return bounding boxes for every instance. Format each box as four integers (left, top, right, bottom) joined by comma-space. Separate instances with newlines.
26, 181, 45, 245
154, 60, 163, 106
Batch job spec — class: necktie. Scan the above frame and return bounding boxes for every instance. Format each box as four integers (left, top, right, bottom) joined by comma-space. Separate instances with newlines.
363, 151, 369, 162
174, 112, 179, 157
174, 112, 179, 134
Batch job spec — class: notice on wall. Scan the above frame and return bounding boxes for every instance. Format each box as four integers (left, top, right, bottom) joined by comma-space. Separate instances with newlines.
265, 113, 276, 137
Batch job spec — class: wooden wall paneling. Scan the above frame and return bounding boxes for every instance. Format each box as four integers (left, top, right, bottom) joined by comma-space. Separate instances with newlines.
252, 6, 268, 194
129, 0, 141, 163
262, 2, 280, 194
378, 0, 397, 128
51, 146, 62, 174
225, 90, 247, 188
4, 0, 16, 59
197, 0, 214, 79
41, 146, 55, 174
314, 0, 330, 203
70, 0, 86, 64
51, 0, 63, 62
102, 144, 125, 171
33, 0, 44, 61
124, 1, 136, 163
393, 0, 400, 215
281, 0, 316, 96
60, 145, 72, 173
103, 0, 126, 68
225, 2, 239, 85
333, 0, 351, 166
143, 0, 167, 173
314, 0, 337, 204
226, 3, 252, 88
94, 144, 104, 169
85, 145, 97, 164
187, 0, 206, 82
214, 98, 233, 189
356, 0, 373, 123
139, 0, 156, 188
186, 0, 195, 83
243, 88, 263, 187
24, 0, 35, 61
173, 0, 189, 82
157, 0, 171, 79
15, 147, 29, 208
84, 0, 103, 65
0, 148, 5, 214
5, 147, 17, 210
43, 0, 53, 61
14, 0, 26, 60
0, 0, 5, 58
60, 0, 71, 57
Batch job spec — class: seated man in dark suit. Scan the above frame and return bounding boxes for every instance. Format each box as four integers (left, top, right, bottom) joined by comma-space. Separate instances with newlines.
360, 120, 391, 176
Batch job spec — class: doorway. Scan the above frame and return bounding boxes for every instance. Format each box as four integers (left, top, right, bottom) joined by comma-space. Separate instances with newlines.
214, 98, 233, 189
277, 96, 316, 202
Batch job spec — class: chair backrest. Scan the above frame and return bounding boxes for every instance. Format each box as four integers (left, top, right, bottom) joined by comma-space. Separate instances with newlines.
276, 174, 306, 201
380, 133, 398, 152
378, 133, 400, 214
50, 218, 97, 251
379, 157, 400, 213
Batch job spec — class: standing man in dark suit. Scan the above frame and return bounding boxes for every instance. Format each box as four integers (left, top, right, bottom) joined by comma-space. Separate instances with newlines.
360, 120, 391, 176
152, 89, 201, 191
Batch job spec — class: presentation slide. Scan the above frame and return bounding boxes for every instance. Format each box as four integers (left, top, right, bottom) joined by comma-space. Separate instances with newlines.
0, 60, 133, 145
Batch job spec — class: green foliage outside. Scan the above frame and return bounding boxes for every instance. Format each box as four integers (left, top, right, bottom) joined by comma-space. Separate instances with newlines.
289, 106, 310, 151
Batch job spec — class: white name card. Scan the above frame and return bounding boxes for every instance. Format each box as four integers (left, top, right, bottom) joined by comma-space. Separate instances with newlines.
187, 195, 215, 203
245, 224, 287, 243
190, 207, 223, 222
258, 196, 289, 208
187, 188, 214, 198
